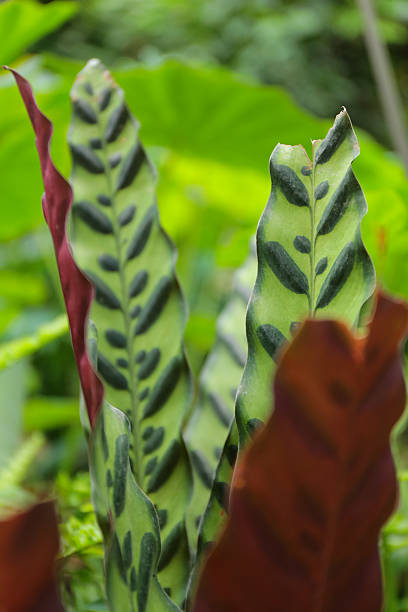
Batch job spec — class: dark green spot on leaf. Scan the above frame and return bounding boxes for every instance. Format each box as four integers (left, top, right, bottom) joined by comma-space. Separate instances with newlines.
118, 204, 136, 227
139, 388, 149, 401
99, 87, 112, 111
70, 143, 104, 174
270, 162, 310, 207
74, 201, 113, 234
208, 392, 232, 427
264, 241, 309, 295
257, 324, 287, 362
316, 242, 355, 309
157, 509, 167, 529
143, 427, 164, 454
146, 440, 180, 493
123, 530, 132, 570
85, 270, 121, 309
316, 257, 328, 275
294, 235, 311, 254
142, 357, 182, 419
98, 254, 119, 272
158, 522, 183, 571
315, 111, 349, 165
97, 352, 128, 390
113, 434, 128, 517
116, 143, 147, 191
126, 206, 155, 260
105, 329, 127, 349
97, 194, 111, 207
137, 533, 156, 612
315, 180, 329, 200
116, 357, 128, 368
134, 277, 173, 335
73, 99, 97, 124
129, 270, 148, 299
105, 103, 129, 143
90, 138, 102, 150
138, 348, 161, 380
246, 418, 264, 437
145, 456, 157, 475
109, 152, 121, 169
191, 450, 213, 489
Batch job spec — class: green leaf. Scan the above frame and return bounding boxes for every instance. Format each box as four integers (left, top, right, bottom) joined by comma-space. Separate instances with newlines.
0, 314, 68, 371
24, 396, 79, 431
196, 108, 375, 564
237, 108, 374, 444
68, 60, 193, 607
0, 431, 44, 518
0, 362, 27, 470
0, 0, 77, 66
0, 432, 44, 492
183, 244, 257, 551
90, 403, 179, 612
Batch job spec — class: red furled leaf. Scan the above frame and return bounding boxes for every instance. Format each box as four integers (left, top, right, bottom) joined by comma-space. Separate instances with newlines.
193, 291, 408, 612
5, 67, 103, 428
0, 501, 64, 611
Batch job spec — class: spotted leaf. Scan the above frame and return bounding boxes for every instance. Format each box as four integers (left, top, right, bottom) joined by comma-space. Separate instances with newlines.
195, 109, 375, 574
11, 63, 190, 611
183, 243, 256, 552
90, 403, 180, 612
236, 109, 374, 447
66, 60, 193, 606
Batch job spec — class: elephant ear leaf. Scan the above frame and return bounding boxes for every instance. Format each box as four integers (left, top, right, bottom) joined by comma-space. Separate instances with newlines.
9, 65, 188, 610
195, 108, 375, 563
193, 292, 408, 612
67, 60, 193, 606
183, 243, 257, 551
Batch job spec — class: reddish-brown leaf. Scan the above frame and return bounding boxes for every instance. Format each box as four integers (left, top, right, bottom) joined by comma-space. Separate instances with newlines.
0, 501, 64, 611
193, 291, 408, 612
6, 67, 103, 428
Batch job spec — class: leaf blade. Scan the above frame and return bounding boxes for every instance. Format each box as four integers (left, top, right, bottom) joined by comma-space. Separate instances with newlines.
196, 109, 375, 568
68, 59, 193, 605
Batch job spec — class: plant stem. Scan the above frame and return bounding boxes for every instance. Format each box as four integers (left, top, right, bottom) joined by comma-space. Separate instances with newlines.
356, 0, 408, 175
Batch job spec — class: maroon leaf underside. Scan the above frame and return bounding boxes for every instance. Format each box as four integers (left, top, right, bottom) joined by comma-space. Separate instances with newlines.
193, 292, 408, 612
0, 501, 64, 611
7, 68, 103, 428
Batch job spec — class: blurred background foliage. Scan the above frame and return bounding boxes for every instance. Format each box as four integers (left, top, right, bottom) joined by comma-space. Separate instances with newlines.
0, 0, 408, 610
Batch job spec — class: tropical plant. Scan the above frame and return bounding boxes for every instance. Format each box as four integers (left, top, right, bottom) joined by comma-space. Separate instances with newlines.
196, 105, 375, 560
6, 59, 408, 612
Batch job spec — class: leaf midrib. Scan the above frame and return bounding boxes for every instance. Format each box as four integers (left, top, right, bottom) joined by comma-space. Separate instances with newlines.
97, 110, 144, 487
309, 148, 317, 316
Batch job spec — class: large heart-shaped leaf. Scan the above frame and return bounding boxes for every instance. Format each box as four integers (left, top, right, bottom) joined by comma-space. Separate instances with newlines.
193, 291, 408, 612
196, 108, 375, 560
